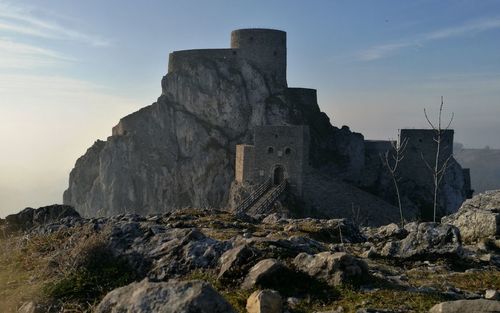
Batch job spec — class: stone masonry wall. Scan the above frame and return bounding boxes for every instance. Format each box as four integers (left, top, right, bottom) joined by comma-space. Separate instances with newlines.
253, 125, 309, 196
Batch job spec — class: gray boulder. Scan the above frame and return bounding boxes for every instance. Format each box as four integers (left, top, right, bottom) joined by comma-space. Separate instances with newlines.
362, 223, 408, 243
94, 279, 236, 313
108, 226, 231, 279
246, 289, 282, 313
485, 289, 500, 300
293, 252, 368, 286
442, 190, 500, 244
428, 299, 500, 313
218, 244, 261, 280
378, 222, 462, 259
241, 258, 287, 290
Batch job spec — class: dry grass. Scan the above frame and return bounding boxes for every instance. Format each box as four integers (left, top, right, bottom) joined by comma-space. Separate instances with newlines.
0, 225, 137, 312
0, 229, 75, 312
407, 268, 500, 292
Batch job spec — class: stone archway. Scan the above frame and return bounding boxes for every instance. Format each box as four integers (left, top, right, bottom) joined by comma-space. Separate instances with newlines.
273, 165, 285, 185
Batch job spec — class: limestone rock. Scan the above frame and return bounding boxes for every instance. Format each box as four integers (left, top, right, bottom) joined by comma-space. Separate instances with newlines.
246, 289, 282, 313
315, 308, 345, 313
378, 222, 462, 259
428, 299, 500, 313
356, 308, 398, 313
5, 205, 80, 233
241, 258, 287, 290
17, 301, 36, 313
485, 289, 500, 300
217, 244, 261, 280
94, 279, 236, 313
362, 223, 408, 243
293, 252, 368, 286
442, 190, 500, 244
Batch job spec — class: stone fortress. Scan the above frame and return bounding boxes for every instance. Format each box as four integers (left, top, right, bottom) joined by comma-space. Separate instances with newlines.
64, 28, 472, 225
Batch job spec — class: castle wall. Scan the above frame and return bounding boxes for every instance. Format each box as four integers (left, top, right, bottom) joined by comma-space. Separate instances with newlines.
231, 29, 287, 88
362, 140, 394, 186
400, 129, 454, 173
253, 125, 309, 196
463, 168, 473, 198
168, 49, 239, 73
235, 144, 254, 183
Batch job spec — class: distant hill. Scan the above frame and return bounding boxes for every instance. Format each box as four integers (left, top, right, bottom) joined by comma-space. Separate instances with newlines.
454, 144, 500, 194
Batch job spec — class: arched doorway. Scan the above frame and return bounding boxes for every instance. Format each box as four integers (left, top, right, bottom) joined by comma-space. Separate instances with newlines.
273, 165, 285, 185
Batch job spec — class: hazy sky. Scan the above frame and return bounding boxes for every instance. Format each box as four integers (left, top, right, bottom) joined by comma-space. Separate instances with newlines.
1, 0, 500, 217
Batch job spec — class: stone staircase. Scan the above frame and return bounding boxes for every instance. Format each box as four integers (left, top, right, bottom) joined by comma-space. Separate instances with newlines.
236, 179, 287, 215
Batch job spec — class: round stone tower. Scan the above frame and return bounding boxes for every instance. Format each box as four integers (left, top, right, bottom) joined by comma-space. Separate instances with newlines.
231, 28, 287, 88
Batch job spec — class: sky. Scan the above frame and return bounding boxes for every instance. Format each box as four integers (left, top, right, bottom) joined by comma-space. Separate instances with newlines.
1, 0, 500, 217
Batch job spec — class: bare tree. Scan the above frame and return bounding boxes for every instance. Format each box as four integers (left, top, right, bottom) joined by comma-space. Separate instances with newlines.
381, 133, 409, 227
422, 96, 454, 222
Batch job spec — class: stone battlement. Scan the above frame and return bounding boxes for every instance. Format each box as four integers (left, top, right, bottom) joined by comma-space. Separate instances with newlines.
168, 28, 287, 88
168, 49, 239, 72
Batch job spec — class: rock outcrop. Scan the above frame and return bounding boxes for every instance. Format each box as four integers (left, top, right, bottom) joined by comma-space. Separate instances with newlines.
442, 190, 500, 244
293, 251, 368, 286
2, 207, 499, 313
94, 279, 236, 313
246, 289, 282, 313
374, 222, 462, 259
428, 299, 500, 313
241, 258, 288, 290
4, 204, 80, 233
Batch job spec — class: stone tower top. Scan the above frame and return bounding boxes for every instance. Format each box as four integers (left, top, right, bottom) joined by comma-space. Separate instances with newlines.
230, 28, 287, 87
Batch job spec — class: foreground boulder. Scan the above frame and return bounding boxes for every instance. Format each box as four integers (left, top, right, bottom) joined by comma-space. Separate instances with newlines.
94, 279, 235, 313
362, 223, 408, 243
442, 190, 500, 244
106, 223, 230, 279
246, 289, 282, 313
241, 259, 288, 290
428, 299, 500, 313
218, 244, 261, 280
378, 222, 462, 259
4, 205, 80, 233
293, 252, 368, 286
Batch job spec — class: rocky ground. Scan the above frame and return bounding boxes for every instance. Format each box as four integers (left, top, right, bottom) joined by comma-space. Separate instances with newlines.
1, 191, 499, 313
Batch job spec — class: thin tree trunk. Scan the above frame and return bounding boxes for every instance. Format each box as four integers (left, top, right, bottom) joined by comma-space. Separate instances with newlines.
392, 175, 403, 227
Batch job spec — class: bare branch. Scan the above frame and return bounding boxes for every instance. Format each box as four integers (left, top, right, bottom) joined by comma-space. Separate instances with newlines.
445, 112, 455, 130
424, 108, 437, 130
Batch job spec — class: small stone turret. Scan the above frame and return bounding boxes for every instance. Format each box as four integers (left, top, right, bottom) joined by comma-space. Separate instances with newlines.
231, 28, 287, 88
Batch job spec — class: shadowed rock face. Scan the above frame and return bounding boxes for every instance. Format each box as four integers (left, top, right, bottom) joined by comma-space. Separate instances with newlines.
63, 47, 363, 217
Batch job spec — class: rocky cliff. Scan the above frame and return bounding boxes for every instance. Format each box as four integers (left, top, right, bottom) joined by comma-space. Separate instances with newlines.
63, 29, 364, 217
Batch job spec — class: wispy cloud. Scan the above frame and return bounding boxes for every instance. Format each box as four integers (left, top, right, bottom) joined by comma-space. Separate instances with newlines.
0, 37, 74, 69
0, 1, 109, 46
358, 17, 500, 61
